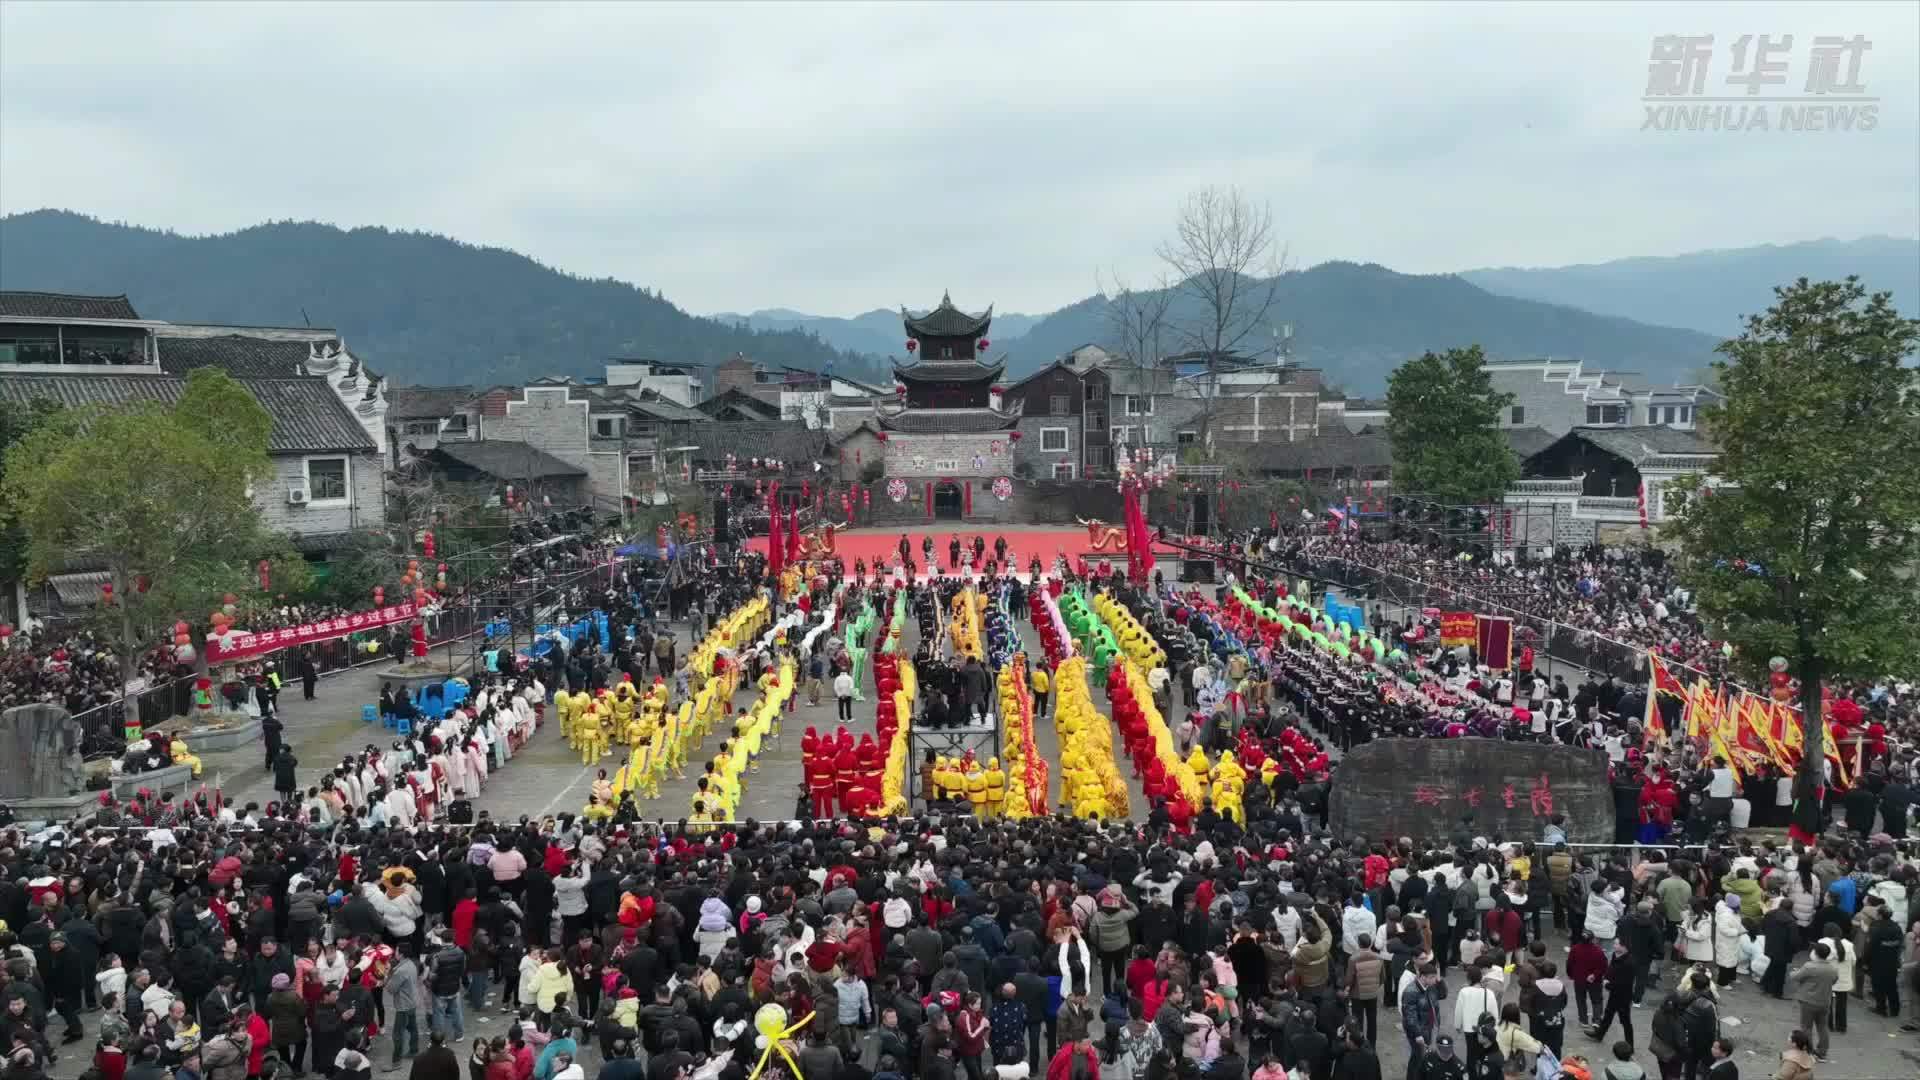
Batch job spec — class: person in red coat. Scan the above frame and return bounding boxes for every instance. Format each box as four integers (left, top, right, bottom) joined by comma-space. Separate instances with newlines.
1046, 1034, 1101, 1080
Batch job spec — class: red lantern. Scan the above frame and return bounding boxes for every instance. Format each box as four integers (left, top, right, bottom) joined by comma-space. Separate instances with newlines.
977, 338, 990, 352
437, 562, 447, 574
422, 530, 436, 558
373, 585, 386, 606
841, 494, 852, 515
135, 575, 149, 594
875, 432, 889, 443
990, 385, 1006, 395
413, 587, 428, 607
174, 621, 189, 636
905, 340, 917, 353
862, 488, 870, 510
257, 559, 270, 591
1009, 430, 1022, 442
801, 480, 810, 499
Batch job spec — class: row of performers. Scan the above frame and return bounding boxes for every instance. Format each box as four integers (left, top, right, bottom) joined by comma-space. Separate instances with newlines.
800, 724, 888, 818
1109, 655, 1332, 830
924, 750, 1010, 816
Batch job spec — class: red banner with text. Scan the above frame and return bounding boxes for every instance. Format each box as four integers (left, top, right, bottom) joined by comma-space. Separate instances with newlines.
1439, 611, 1478, 647
205, 602, 420, 664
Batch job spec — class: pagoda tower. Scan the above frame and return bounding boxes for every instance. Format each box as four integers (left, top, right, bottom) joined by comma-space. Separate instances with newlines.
875, 293, 1024, 520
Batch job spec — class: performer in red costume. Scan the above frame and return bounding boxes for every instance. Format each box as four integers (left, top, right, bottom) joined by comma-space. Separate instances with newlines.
833, 726, 859, 815
802, 727, 837, 818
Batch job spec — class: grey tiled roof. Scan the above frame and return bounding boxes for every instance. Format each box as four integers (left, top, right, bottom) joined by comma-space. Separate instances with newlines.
876, 407, 1021, 433
893, 358, 1005, 383
0, 372, 378, 453
697, 388, 783, 420
1573, 425, 1717, 463
903, 292, 992, 338
1244, 431, 1394, 471
0, 291, 141, 320
157, 334, 335, 377
430, 440, 586, 480
388, 386, 476, 420
683, 421, 831, 464
1503, 425, 1558, 459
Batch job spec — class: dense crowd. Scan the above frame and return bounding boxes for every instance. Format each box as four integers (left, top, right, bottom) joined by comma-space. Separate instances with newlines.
4, 797, 1916, 1080
1243, 534, 1728, 681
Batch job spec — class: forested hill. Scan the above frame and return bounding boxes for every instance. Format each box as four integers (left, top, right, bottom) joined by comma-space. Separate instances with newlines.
0, 210, 879, 386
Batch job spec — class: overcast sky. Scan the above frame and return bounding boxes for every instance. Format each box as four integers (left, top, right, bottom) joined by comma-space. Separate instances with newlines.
2, 1, 1915, 317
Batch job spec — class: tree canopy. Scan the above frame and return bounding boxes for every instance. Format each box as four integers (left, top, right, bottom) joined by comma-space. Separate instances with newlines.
0, 368, 310, 681
1384, 344, 1519, 505
1666, 277, 1920, 782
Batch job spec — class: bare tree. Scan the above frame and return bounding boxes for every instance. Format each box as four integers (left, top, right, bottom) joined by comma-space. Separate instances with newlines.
1098, 268, 1176, 367
1156, 185, 1289, 447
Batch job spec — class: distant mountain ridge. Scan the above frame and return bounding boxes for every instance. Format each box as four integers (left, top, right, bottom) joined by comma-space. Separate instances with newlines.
712, 307, 1043, 362
0, 210, 884, 387
982, 262, 1723, 392
1461, 236, 1919, 337
10, 209, 1879, 395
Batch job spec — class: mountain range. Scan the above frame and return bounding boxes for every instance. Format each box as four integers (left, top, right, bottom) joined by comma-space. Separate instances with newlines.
1461, 236, 1920, 338
2, 209, 1910, 394
0, 210, 885, 387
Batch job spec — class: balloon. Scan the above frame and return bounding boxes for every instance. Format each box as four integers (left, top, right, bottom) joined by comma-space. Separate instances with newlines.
173, 643, 196, 663
752, 1004, 788, 1039
222, 603, 236, 617
1768, 656, 1788, 673
173, 621, 189, 636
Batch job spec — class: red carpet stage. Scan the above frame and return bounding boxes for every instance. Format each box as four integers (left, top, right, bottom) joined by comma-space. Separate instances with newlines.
747, 525, 1180, 575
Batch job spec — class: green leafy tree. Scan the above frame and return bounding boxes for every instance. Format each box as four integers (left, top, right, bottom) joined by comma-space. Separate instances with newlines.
0, 399, 67, 585
1, 369, 311, 683
1385, 344, 1518, 504
1666, 277, 1920, 789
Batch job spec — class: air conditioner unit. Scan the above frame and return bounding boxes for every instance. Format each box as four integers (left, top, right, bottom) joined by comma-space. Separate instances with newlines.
287, 483, 310, 505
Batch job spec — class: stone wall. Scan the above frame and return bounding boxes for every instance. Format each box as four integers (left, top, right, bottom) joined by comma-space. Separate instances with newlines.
0, 703, 86, 799
881, 433, 1016, 478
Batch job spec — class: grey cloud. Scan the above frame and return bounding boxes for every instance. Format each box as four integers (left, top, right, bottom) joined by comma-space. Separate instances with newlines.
1, 1, 1914, 315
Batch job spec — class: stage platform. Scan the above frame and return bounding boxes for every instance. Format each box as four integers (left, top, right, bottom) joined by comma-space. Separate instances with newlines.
747, 525, 1179, 576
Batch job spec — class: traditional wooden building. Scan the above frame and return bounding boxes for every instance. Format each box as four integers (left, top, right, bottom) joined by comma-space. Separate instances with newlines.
871, 294, 1024, 519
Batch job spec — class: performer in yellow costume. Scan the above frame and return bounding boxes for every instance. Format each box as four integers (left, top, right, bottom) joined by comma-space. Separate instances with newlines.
169, 738, 204, 778
965, 757, 989, 819
1186, 745, 1212, 786
553, 688, 576, 743
984, 756, 1005, 818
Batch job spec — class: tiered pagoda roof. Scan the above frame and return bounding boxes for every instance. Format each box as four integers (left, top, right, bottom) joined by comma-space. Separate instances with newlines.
874, 398, 1024, 432
891, 356, 1006, 384
902, 291, 992, 339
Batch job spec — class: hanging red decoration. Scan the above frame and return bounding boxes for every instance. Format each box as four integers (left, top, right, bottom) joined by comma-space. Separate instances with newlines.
257, 559, 271, 591
990, 385, 1006, 395
977, 338, 990, 352
801, 480, 810, 500
862, 488, 871, 510
855, 449, 862, 465
905, 340, 917, 352
1008, 430, 1022, 442
135, 575, 150, 594
875, 432, 889, 443
422, 530, 436, 558
373, 585, 385, 605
